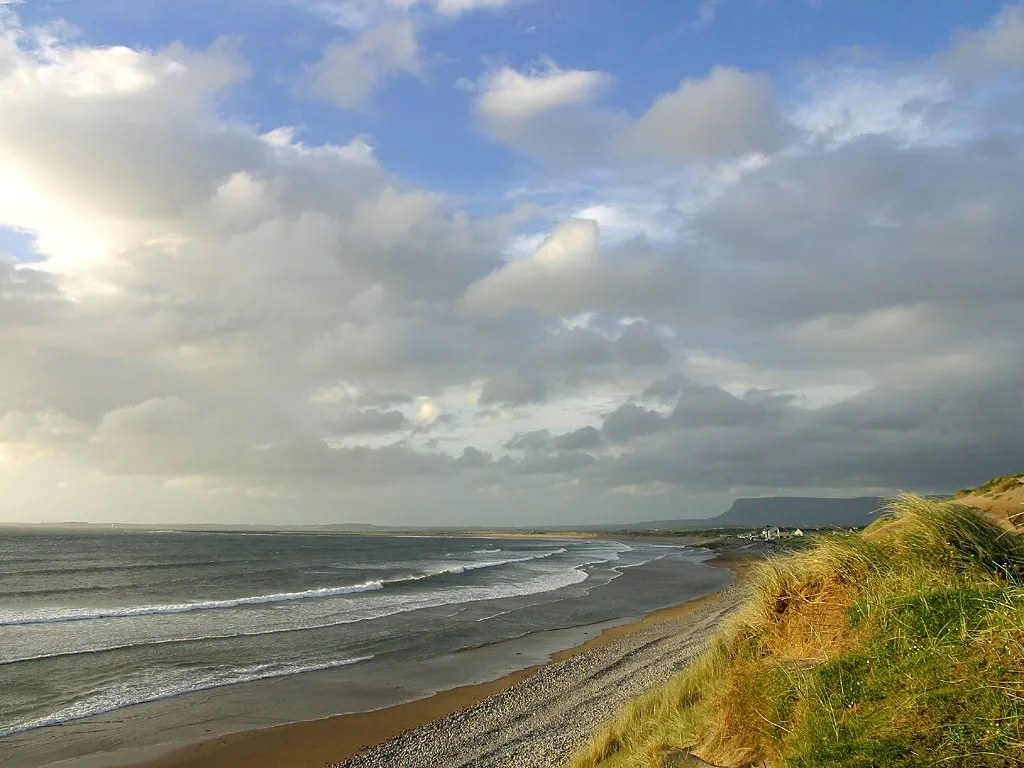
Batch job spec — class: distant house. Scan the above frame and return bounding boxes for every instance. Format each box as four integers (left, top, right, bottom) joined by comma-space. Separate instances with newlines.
762, 526, 781, 540
793, 528, 804, 537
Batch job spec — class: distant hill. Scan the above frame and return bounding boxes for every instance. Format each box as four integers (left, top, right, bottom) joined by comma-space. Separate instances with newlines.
620, 496, 886, 531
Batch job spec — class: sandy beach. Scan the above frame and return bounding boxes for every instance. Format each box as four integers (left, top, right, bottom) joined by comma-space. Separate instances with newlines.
2, 551, 754, 768
126, 555, 752, 768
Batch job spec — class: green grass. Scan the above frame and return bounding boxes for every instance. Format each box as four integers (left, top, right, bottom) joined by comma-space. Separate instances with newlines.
568, 494, 1024, 768
958, 473, 1024, 498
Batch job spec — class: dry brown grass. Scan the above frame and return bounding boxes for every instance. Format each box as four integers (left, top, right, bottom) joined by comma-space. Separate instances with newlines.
568, 489, 1024, 768
954, 473, 1024, 534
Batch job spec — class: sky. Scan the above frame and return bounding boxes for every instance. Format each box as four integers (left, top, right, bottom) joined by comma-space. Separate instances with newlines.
0, 0, 1022, 526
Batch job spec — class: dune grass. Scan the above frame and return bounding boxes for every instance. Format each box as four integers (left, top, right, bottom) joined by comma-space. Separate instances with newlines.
568, 494, 1024, 768
957, 473, 1024, 498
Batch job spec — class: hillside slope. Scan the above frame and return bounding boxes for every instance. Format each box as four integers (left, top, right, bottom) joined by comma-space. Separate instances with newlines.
568, 491, 1024, 768
955, 473, 1024, 534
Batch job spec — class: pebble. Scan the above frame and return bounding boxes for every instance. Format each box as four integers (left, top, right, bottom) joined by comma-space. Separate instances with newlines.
336, 590, 743, 768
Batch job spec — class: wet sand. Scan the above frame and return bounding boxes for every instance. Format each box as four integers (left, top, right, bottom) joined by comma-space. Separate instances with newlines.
132, 594, 736, 768
127, 554, 756, 768
2, 551, 757, 768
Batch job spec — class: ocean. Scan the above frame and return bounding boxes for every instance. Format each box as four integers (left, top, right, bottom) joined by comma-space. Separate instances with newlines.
0, 530, 724, 745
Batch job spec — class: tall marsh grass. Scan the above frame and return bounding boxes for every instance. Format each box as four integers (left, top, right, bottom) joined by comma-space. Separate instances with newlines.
568, 494, 1024, 768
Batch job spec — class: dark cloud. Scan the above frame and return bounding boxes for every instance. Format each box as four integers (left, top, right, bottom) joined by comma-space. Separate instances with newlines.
553, 425, 604, 451
504, 429, 553, 451
643, 374, 687, 402
479, 369, 549, 405
614, 321, 670, 367
587, 363, 1024, 494
454, 445, 492, 469
508, 450, 599, 475
525, 327, 613, 371
670, 381, 790, 427
602, 403, 668, 444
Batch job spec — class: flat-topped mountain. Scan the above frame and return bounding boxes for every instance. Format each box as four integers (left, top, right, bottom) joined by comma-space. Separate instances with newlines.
621, 496, 885, 530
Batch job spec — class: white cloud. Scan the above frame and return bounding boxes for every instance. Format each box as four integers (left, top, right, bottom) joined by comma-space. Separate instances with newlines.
290, 0, 414, 30
292, 0, 522, 27
948, 3, 1024, 72
473, 60, 613, 158
301, 19, 419, 109
622, 66, 788, 160
792, 68, 956, 147
572, 199, 682, 245
463, 218, 600, 316
695, 0, 719, 27
434, 0, 517, 15
1, 7, 1024, 524
475, 61, 610, 121
0, 32, 250, 276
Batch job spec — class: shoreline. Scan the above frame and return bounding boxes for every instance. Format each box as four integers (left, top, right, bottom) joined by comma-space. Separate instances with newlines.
121, 553, 756, 768
1, 549, 758, 768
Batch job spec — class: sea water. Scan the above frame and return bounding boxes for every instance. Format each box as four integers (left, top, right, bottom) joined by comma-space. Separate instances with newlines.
0, 530, 718, 738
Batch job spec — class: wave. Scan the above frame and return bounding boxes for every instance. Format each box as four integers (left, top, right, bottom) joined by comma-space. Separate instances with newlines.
0, 548, 568, 628
0, 582, 386, 627
1, 552, 581, 664
0, 559, 248, 577
0, 656, 372, 739
472, 548, 502, 554
432, 548, 565, 576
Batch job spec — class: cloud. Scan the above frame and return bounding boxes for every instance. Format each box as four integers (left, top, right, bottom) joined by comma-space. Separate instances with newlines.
503, 425, 605, 453
292, 0, 521, 27
504, 429, 552, 450
695, 0, 719, 27
591, 364, 1024, 495
476, 62, 610, 121
301, 20, 419, 109
553, 425, 603, 451
463, 218, 600, 315
602, 403, 667, 444
463, 217, 689, 320
433, 0, 518, 15
480, 369, 549, 405
473, 61, 614, 159
335, 408, 408, 433
948, 4, 1024, 73
670, 380, 790, 427
356, 391, 414, 407
508, 449, 597, 474
615, 321, 670, 367
2, 7, 1024, 524
455, 445, 491, 468
472, 63, 788, 165
621, 66, 789, 160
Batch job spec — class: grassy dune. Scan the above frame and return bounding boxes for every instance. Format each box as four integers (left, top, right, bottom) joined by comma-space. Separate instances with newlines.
568, 493, 1024, 768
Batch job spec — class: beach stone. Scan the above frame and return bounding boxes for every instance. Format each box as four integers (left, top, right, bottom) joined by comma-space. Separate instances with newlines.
337, 588, 744, 768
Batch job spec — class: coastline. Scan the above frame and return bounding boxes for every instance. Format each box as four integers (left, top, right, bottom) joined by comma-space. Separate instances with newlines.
1, 550, 756, 768
122, 553, 755, 768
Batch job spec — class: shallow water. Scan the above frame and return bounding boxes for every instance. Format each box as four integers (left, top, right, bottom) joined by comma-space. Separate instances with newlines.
0, 530, 717, 740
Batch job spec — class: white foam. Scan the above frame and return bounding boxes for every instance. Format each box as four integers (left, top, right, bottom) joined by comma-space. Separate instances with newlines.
0, 581, 386, 627
0, 656, 372, 738
0, 549, 570, 630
